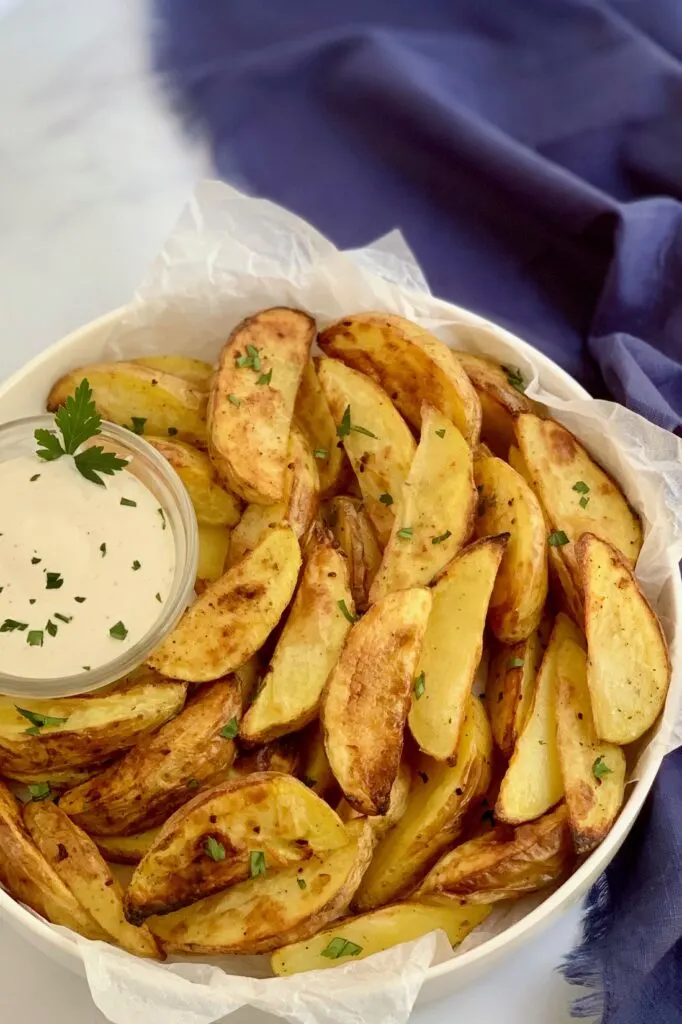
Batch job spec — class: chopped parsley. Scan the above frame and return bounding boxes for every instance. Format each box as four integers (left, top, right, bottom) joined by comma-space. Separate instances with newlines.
435, 428, 446, 438
205, 836, 226, 861
74, 596, 86, 603
16, 707, 67, 732
320, 937, 363, 961
548, 531, 569, 547
257, 369, 273, 386
109, 621, 128, 641
379, 492, 394, 506
187, 778, 199, 789
338, 599, 357, 625
297, 877, 307, 890
45, 572, 64, 590
82, 665, 91, 671
432, 530, 452, 545
28, 782, 52, 802
54, 613, 72, 624
249, 850, 266, 877
31, 557, 41, 565
131, 560, 141, 571
417, 770, 429, 784
580, 495, 590, 509
592, 756, 613, 782
336, 405, 377, 439
157, 508, 167, 530
228, 393, 241, 407
235, 344, 262, 371
99, 543, 107, 557
27, 630, 43, 647
155, 592, 162, 603
413, 672, 426, 700
0, 619, 27, 632
45, 620, 58, 638
397, 527, 413, 540
508, 657, 525, 669
502, 366, 526, 393
120, 497, 137, 508
572, 481, 590, 494
130, 417, 146, 435
312, 448, 329, 461
30, 474, 40, 482
220, 717, 239, 739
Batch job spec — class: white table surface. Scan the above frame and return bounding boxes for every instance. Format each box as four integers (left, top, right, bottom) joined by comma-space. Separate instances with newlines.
0, 1, 588, 1020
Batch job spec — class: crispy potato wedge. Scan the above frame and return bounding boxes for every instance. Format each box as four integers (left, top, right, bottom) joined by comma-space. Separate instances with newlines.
409, 537, 507, 762
132, 356, 213, 389
317, 358, 416, 545
149, 818, 374, 955
370, 406, 476, 602
196, 524, 231, 583
319, 313, 481, 444
322, 587, 432, 815
515, 413, 642, 590
0, 674, 186, 775
487, 625, 548, 760
454, 353, 533, 457
146, 437, 242, 527
297, 723, 337, 799
295, 361, 347, 497
227, 502, 285, 569
207, 308, 315, 504
556, 637, 626, 852
125, 772, 349, 922
24, 800, 161, 959
0, 781, 106, 939
94, 828, 160, 865
59, 677, 242, 835
6, 762, 111, 791
148, 524, 301, 682
325, 496, 382, 612
496, 614, 583, 824
474, 452, 548, 642
241, 525, 354, 744
337, 762, 412, 840
417, 804, 573, 901
579, 533, 670, 743
229, 736, 301, 780
272, 896, 491, 975
353, 696, 493, 910
47, 362, 207, 444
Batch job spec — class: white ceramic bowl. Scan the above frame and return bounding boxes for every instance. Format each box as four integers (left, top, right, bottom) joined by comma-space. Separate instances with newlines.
0, 304, 679, 1008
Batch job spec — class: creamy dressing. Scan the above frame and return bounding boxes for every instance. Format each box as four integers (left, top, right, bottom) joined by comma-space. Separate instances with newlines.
0, 454, 175, 678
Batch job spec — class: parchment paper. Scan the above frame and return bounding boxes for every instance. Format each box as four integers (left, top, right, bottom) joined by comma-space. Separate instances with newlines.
17, 180, 682, 1023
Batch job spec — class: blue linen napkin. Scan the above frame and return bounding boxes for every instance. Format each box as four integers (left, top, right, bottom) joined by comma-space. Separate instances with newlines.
153, 1, 682, 1018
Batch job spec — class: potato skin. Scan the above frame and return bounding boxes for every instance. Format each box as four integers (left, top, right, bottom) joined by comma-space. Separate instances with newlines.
324, 496, 382, 613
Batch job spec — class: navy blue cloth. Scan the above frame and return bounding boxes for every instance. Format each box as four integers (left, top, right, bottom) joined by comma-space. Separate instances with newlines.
153, 2, 682, 1020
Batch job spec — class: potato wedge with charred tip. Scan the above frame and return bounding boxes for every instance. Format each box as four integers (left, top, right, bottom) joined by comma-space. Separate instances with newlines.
454, 352, 534, 457
196, 524, 231, 583
148, 524, 301, 682
496, 614, 583, 824
229, 736, 301, 780
208, 307, 315, 504
47, 362, 207, 444
125, 772, 349, 923
474, 452, 548, 642
337, 761, 412, 840
94, 828, 160, 865
241, 525, 354, 744
297, 722, 337, 799
409, 537, 507, 762
272, 896, 491, 975
295, 361, 347, 497
146, 437, 242, 527
59, 677, 242, 835
317, 358, 416, 546
487, 623, 549, 760
23, 800, 162, 959
556, 638, 626, 853
578, 533, 671, 744
324, 496, 382, 612
353, 696, 493, 911
318, 313, 481, 444
0, 673, 186, 775
369, 406, 476, 602
322, 587, 432, 816
132, 355, 213, 389
149, 818, 374, 956
417, 804, 573, 902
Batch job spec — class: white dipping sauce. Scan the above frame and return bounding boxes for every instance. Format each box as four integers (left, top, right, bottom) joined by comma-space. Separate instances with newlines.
0, 454, 175, 678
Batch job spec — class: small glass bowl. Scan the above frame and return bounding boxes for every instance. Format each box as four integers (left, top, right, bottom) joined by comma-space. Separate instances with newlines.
0, 416, 198, 699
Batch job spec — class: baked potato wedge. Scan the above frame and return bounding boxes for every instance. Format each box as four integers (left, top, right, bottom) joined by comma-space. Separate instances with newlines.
556, 637, 626, 853
353, 696, 493, 910
322, 587, 432, 815
196, 524, 231, 583
149, 818, 374, 955
487, 624, 548, 760
295, 360, 347, 497
94, 828, 160, 865
317, 358, 416, 545
369, 406, 476, 602
454, 353, 533, 457
148, 524, 301, 682
409, 537, 507, 762
417, 803, 573, 901
324, 496, 382, 612
59, 677, 242, 835
272, 896, 491, 975
7, 762, 111, 792
47, 362, 207, 444
337, 761, 412, 840
146, 437, 242, 527
241, 525, 354, 744
230, 737, 301, 780
24, 800, 161, 959
578, 533, 671, 744
297, 723, 337, 799
207, 307, 315, 504
132, 355, 213, 389
318, 313, 481, 444
474, 451, 548, 642
125, 772, 349, 923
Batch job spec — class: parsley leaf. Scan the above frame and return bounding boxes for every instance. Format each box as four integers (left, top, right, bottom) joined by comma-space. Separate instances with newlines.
205, 837, 225, 861
45, 572, 64, 590
435, 428, 446, 438
572, 481, 590, 494
27, 630, 44, 647
30, 474, 40, 482
28, 782, 52, 802
74, 596, 86, 603
99, 543, 107, 557
379, 492, 393, 506
157, 508, 167, 530
413, 672, 426, 700
220, 717, 239, 739
45, 620, 58, 638
16, 707, 67, 730
432, 530, 452, 545
130, 417, 146, 435
352, 424, 378, 439
0, 619, 27, 632
131, 560, 141, 571
337, 406, 352, 439
397, 527, 413, 540
502, 366, 526, 394
592, 756, 613, 782
109, 621, 128, 640
321, 937, 363, 960
338, 599, 357, 625
297, 877, 307, 890
508, 657, 525, 669
34, 429, 64, 462
54, 613, 72, 623
54, 379, 102, 453
120, 497, 137, 508
548, 530, 569, 547
579, 495, 590, 508
74, 446, 128, 486
257, 369, 272, 386
312, 448, 328, 461
228, 393, 241, 407
249, 850, 266, 877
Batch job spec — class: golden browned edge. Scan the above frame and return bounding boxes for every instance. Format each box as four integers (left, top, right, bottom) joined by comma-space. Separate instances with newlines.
454, 352, 534, 415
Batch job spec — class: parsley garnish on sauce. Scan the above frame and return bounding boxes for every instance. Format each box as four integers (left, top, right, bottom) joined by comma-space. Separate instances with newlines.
131, 560, 141, 571
120, 497, 137, 507
1, 619, 27, 632
109, 621, 128, 641
54, 613, 72, 623
30, 474, 40, 482
45, 572, 63, 590
157, 508, 167, 530
249, 850, 266, 877
45, 620, 58, 638
74, 596, 86, 603
27, 630, 43, 647
321, 937, 363, 960
99, 543, 107, 557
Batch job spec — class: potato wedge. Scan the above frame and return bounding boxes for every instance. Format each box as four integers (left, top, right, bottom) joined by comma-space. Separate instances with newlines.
0, 673, 186, 775
241, 525, 354, 744
409, 537, 507, 762
146, 437, 242, 526
149, 818, 374, 955
94, 828, 160, 865
47, 362, 207, 444
515, 414, 642, 592
207, 308, 315, 504
454, 353, 533, 457
322, 587, 432, 815
132, 356, 213, 389
196, 524, 231, 583
496, 614, 583, 824
125, 772, 349, 922
6, 762, 111, 791
337, 762, 412, 840
317, 358, 416, 545
319, 313, 481, 444
556, 637, 626, 852
272, 896, 491, 975
148, 524, 301, 682
59, 677, 242, 835
370, 406, 476, 602
0, 781, 106, 940
487, 625, 548, 760
474, 452, 548, 642
353, 696, 493, 910
229, 736, 300, 780
417, 804, 573, 901
295, 361, 347, 497
297, 723, 337, 799
325, 496, 382, 612
24, 800, 161, 959
578, 533, 670, 744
